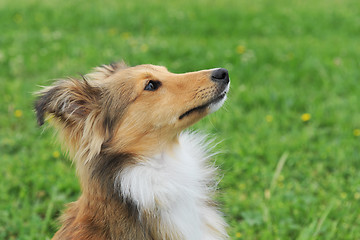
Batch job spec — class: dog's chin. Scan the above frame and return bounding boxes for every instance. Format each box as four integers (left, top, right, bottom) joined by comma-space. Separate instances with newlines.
209, 82, 229, 114
178, 90, 228, 120
208, 94, 227, 114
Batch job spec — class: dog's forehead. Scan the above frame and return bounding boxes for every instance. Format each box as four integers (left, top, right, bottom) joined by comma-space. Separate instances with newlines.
101, 64, 175, 87
132, 64, 169, 73
114, 64, 171, 82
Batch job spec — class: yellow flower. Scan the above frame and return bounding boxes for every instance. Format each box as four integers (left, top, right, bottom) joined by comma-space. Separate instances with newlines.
264, 189, 271, 199
333, 57, 342, 66
235, 232, 242, 238
108, 28, 118, 36
14, 109, 23, 118
120, 32, 131, 40
354, 192, 360, 200
265, 115, 273, 122
287, 53, 294, 60
36, 190, 46, 198
13, 13, 23, 24
239, 193, 247, 201
340, 192, 347, 199
278, 174, 284, 182
301, 113, 311, 122
236, 45, 246, 54
140, 44, 149, 53
238, 183, 246, 190
353, 129, 360, 137
52, 151, 60, 158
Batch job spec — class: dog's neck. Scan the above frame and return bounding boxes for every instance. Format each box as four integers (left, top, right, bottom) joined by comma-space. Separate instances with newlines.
54, 132, 227, 240
114, 132, 217, 239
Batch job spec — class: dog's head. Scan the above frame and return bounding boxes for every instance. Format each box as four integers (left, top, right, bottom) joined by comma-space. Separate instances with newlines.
35, 62, 229, 159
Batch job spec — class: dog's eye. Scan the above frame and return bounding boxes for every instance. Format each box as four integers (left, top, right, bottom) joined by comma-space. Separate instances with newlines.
144, 80, 161, 91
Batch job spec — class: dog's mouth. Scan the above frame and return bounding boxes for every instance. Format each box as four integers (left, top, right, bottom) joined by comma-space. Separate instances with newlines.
179, 91, 227, 120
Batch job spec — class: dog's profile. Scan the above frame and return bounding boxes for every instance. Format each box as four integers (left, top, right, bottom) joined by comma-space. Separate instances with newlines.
35, 62, 230, 240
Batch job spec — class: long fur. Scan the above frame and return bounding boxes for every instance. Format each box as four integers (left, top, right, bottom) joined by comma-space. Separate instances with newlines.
35, 62, 230, 240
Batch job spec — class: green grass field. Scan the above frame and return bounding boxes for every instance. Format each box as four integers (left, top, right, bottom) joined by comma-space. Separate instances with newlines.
1, 0, 360, 239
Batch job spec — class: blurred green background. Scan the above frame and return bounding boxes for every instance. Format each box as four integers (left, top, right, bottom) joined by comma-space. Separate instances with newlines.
1, 0, 360, 239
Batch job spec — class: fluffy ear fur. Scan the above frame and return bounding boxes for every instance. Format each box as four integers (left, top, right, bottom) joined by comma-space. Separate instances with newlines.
34, 77, 102, 126
35, 77, 107, 164
34, 62, 128, 126
87, 61, 128, 82
34, 62, 128, 163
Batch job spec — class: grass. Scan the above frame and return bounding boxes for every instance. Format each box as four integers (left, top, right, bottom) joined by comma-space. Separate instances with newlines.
1, 0, 360, 239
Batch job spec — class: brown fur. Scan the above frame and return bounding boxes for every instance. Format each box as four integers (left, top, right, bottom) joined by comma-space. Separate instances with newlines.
35, 62, 228, 239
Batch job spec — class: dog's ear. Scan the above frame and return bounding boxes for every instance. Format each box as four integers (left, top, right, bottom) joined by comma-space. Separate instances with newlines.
87, 61, 128, 81
35, 78, 102, 126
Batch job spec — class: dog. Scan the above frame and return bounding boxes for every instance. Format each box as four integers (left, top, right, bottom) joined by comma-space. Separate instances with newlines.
35, 62, 230, 240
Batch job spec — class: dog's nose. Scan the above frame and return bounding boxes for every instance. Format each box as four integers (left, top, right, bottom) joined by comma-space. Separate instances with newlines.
211, 68, 229, 84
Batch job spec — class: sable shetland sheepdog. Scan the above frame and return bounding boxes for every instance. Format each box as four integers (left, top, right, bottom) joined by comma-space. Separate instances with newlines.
35, 62, 230, 240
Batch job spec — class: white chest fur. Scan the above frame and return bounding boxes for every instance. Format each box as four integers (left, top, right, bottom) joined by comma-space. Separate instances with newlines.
115, 132, 227, 240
